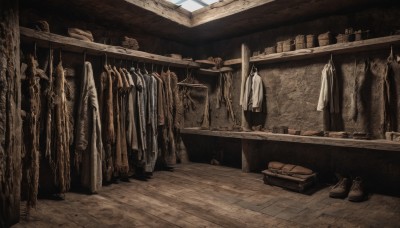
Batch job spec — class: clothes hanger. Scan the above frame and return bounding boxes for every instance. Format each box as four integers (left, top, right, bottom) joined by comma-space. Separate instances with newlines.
388, 45, 394, 62
104, 53, 108, 66
59, 48, 62, 63
34, 42, 37, 59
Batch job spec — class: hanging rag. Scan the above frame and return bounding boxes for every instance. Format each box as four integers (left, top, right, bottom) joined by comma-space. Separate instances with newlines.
217, 70, 236, 122
381, 50, 398, 136
74, 61, 103, 193
124, 68, 139, 152
350, 59, 370, 128
117, 68, 130, 175
25, 54, 41, 208
242, 71, 263, 112
317, 59, 340, 131
53, 58, 71, 193
99, 65, 115, 182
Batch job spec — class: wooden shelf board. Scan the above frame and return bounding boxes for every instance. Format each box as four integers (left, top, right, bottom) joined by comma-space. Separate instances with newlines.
198, 67, 233, 75
195, 59, 215, 67
250, 35, 400, 64
196, 58, 241, 67
20, 27, 200, 68
224, 58, 241, 66
181, 128, 400, 152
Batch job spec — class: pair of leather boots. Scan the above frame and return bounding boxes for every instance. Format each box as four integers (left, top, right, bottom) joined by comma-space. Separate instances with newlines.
329, 176, 365, 202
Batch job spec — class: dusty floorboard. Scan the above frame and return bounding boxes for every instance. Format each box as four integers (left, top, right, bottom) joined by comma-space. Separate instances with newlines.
13, 163, 400, 227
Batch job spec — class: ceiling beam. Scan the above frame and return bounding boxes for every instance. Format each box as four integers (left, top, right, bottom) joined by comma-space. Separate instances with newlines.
124, 0, 192, 27
191, 0, 276, 27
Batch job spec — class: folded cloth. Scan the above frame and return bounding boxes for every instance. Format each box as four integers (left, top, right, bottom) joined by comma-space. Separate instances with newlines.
121, 36, 139, 50
34, 20, 50, 32
327, 131, 349, 138
385, 131, 400, 142
268, 161, 314, 176
353, 132, 370, 140
68, 28, 94, 42
288, 129, 301, 135
301, 130, 324, 136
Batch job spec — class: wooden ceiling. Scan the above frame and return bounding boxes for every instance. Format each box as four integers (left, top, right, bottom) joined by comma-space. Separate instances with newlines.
23, 0, 393, 44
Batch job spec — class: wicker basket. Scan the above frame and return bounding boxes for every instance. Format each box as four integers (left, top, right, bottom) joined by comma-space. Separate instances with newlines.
265, 46, 276, 55
276, 41, 284, 53
336, 33, 354, 43
354, 30, 370, 41
306, 34, 316, 48
283, 39, 294, 52
253, 51, 261, 57
318, 32, 332, 46
295, 35, 306, 50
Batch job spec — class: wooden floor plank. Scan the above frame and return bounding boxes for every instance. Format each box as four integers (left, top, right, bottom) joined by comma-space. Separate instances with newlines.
13, 163, 400, 228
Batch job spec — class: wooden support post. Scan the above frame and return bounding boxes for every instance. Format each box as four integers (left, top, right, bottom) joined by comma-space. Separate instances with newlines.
242, 139, 256, 173
0, 0, 22, 226
241, 43, 250, 130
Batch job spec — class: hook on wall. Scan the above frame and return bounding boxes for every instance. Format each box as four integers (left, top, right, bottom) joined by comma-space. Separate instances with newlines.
34, 42, 37, 59
104, 53, 108, 66
250, 64, 257, 73
59, 48, 62, 62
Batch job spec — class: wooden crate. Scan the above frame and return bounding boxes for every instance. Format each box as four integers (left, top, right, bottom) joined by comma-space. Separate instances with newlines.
262, 169, 317, 192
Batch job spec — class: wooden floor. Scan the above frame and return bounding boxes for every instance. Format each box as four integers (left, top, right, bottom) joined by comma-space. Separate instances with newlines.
14, 163, 400, 228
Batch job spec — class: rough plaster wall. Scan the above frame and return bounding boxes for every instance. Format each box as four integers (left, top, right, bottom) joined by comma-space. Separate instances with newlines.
261, 50, 400, 138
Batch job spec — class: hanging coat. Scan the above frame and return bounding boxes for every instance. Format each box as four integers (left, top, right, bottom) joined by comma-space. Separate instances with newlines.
242, 71, 263, 112
317, 59, 340, 131
75, 61, 103, 193
124, 69, 139, 151
381, 52, 397, 136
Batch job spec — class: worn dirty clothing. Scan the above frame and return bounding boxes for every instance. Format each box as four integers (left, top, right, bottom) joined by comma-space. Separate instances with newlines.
117, 68, 129, 175
350, 60, 370, 128
381, 53, 398, 136
75, 61, 103, 193
317, 59, 340, 113
145, 74, 158, 172
317, 59, 340, 131
131, 68, 147, 160
153, 73, 165, 126
124, 69, 139, 152
243, 72, 263, 112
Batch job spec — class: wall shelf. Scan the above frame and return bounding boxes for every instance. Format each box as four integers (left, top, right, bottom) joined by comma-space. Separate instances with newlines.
249, 35, 400, 65
195, 58, 241, 67
181, 128, 400, 152
224, 58, 241, 66
197, 67, 233, 75
19, 27, 200, 68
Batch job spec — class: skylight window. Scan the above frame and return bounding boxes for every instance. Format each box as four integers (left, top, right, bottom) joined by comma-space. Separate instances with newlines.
167, 0, 219, 12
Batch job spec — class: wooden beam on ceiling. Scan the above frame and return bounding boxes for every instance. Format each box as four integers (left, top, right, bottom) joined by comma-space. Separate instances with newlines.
191, 0, 275, 27
124, 0, 192, 27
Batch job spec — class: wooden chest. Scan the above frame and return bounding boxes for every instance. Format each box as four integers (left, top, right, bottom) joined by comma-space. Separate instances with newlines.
262, 169, 317, 192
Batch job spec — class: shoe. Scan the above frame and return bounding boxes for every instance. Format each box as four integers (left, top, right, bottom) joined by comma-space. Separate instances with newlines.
348, 177, 365, 202
329, 177, 350, 198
